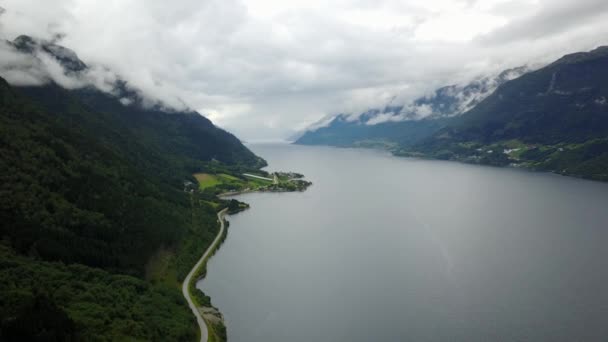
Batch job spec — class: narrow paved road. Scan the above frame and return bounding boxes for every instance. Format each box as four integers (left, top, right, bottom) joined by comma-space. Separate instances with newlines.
243, 173, 274, 182
182, 208, 228, 342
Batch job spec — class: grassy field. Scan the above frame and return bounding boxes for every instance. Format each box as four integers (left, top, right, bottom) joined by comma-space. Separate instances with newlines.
194, 173, 223, 189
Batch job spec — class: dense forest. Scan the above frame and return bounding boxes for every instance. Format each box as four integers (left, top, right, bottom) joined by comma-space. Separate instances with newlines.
0, 62, 261, 341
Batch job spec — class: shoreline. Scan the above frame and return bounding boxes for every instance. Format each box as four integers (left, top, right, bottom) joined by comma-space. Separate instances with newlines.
184, 179, 311, 341
293, 142, 607, 183
182, 208, 228, 342
218, 188, 304, 198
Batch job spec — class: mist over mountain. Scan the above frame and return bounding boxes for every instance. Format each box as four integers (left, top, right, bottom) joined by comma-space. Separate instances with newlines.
402, 45, 608, 181
295, 66, 529, 147
1, 34, 194, 113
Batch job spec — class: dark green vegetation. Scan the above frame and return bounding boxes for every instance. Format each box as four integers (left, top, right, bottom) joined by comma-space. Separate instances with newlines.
298, 46, 608, 182
0, 243, 195, 341
0, 35, 264, 341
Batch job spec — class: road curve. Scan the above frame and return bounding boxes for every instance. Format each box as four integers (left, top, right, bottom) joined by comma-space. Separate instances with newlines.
182, 208, 228, 342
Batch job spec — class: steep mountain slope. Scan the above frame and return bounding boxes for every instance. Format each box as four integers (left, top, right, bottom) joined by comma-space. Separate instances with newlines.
295, 67, 527, 148
406, 46, 608, 180
3, 35, 264, 274
0, 36, 264, 340
11, 35, 264, 172
427, 46, 608, 144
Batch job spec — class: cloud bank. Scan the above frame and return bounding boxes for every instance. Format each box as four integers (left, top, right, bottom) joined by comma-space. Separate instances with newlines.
0, 37, 118, 91
1, 0, 608, 140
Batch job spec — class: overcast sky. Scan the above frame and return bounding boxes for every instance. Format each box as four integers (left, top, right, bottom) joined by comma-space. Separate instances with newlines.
1, 0, 608, 140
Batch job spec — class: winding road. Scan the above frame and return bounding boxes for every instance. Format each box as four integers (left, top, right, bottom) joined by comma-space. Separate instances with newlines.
182, 208, 228, 342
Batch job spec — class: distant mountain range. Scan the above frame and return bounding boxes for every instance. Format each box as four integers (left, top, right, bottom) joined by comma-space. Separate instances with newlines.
297, 46, 608, 181
295, 66, 529, 148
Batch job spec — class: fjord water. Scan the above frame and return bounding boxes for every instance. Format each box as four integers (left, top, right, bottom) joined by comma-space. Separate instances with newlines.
199, 144, 608, 341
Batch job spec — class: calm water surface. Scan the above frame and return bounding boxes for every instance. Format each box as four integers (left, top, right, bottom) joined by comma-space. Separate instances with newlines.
198, 143, 608, 341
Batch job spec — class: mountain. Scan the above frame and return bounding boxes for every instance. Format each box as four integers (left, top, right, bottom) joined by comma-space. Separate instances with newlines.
0, 36, 263, 340
12, 35, 88, 72
295, 67, 528, 148
297, 45, 608, 182
10, 35, 264, 170
404, 46, 608, 181
295, 112, 445, 149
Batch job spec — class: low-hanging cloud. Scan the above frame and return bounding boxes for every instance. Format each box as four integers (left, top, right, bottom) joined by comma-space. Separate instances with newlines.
0, 35, 191, 111
1, 0, 608, 140
0, 38, 123, 97
352, 66, 529, 126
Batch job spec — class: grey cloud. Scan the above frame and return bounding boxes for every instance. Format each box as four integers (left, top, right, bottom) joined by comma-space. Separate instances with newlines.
0, 38, 120, 92
0, 36, 186, 112
1, 0, 608, 140
478, 0, 608, 45
0, 42, 47, 85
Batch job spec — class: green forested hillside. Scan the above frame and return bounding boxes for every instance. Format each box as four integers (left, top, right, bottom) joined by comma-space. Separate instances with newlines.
400, 46, 608, 181
425, 46, 608, 144
1, 76, 260, 274
0, 71, 260, 341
